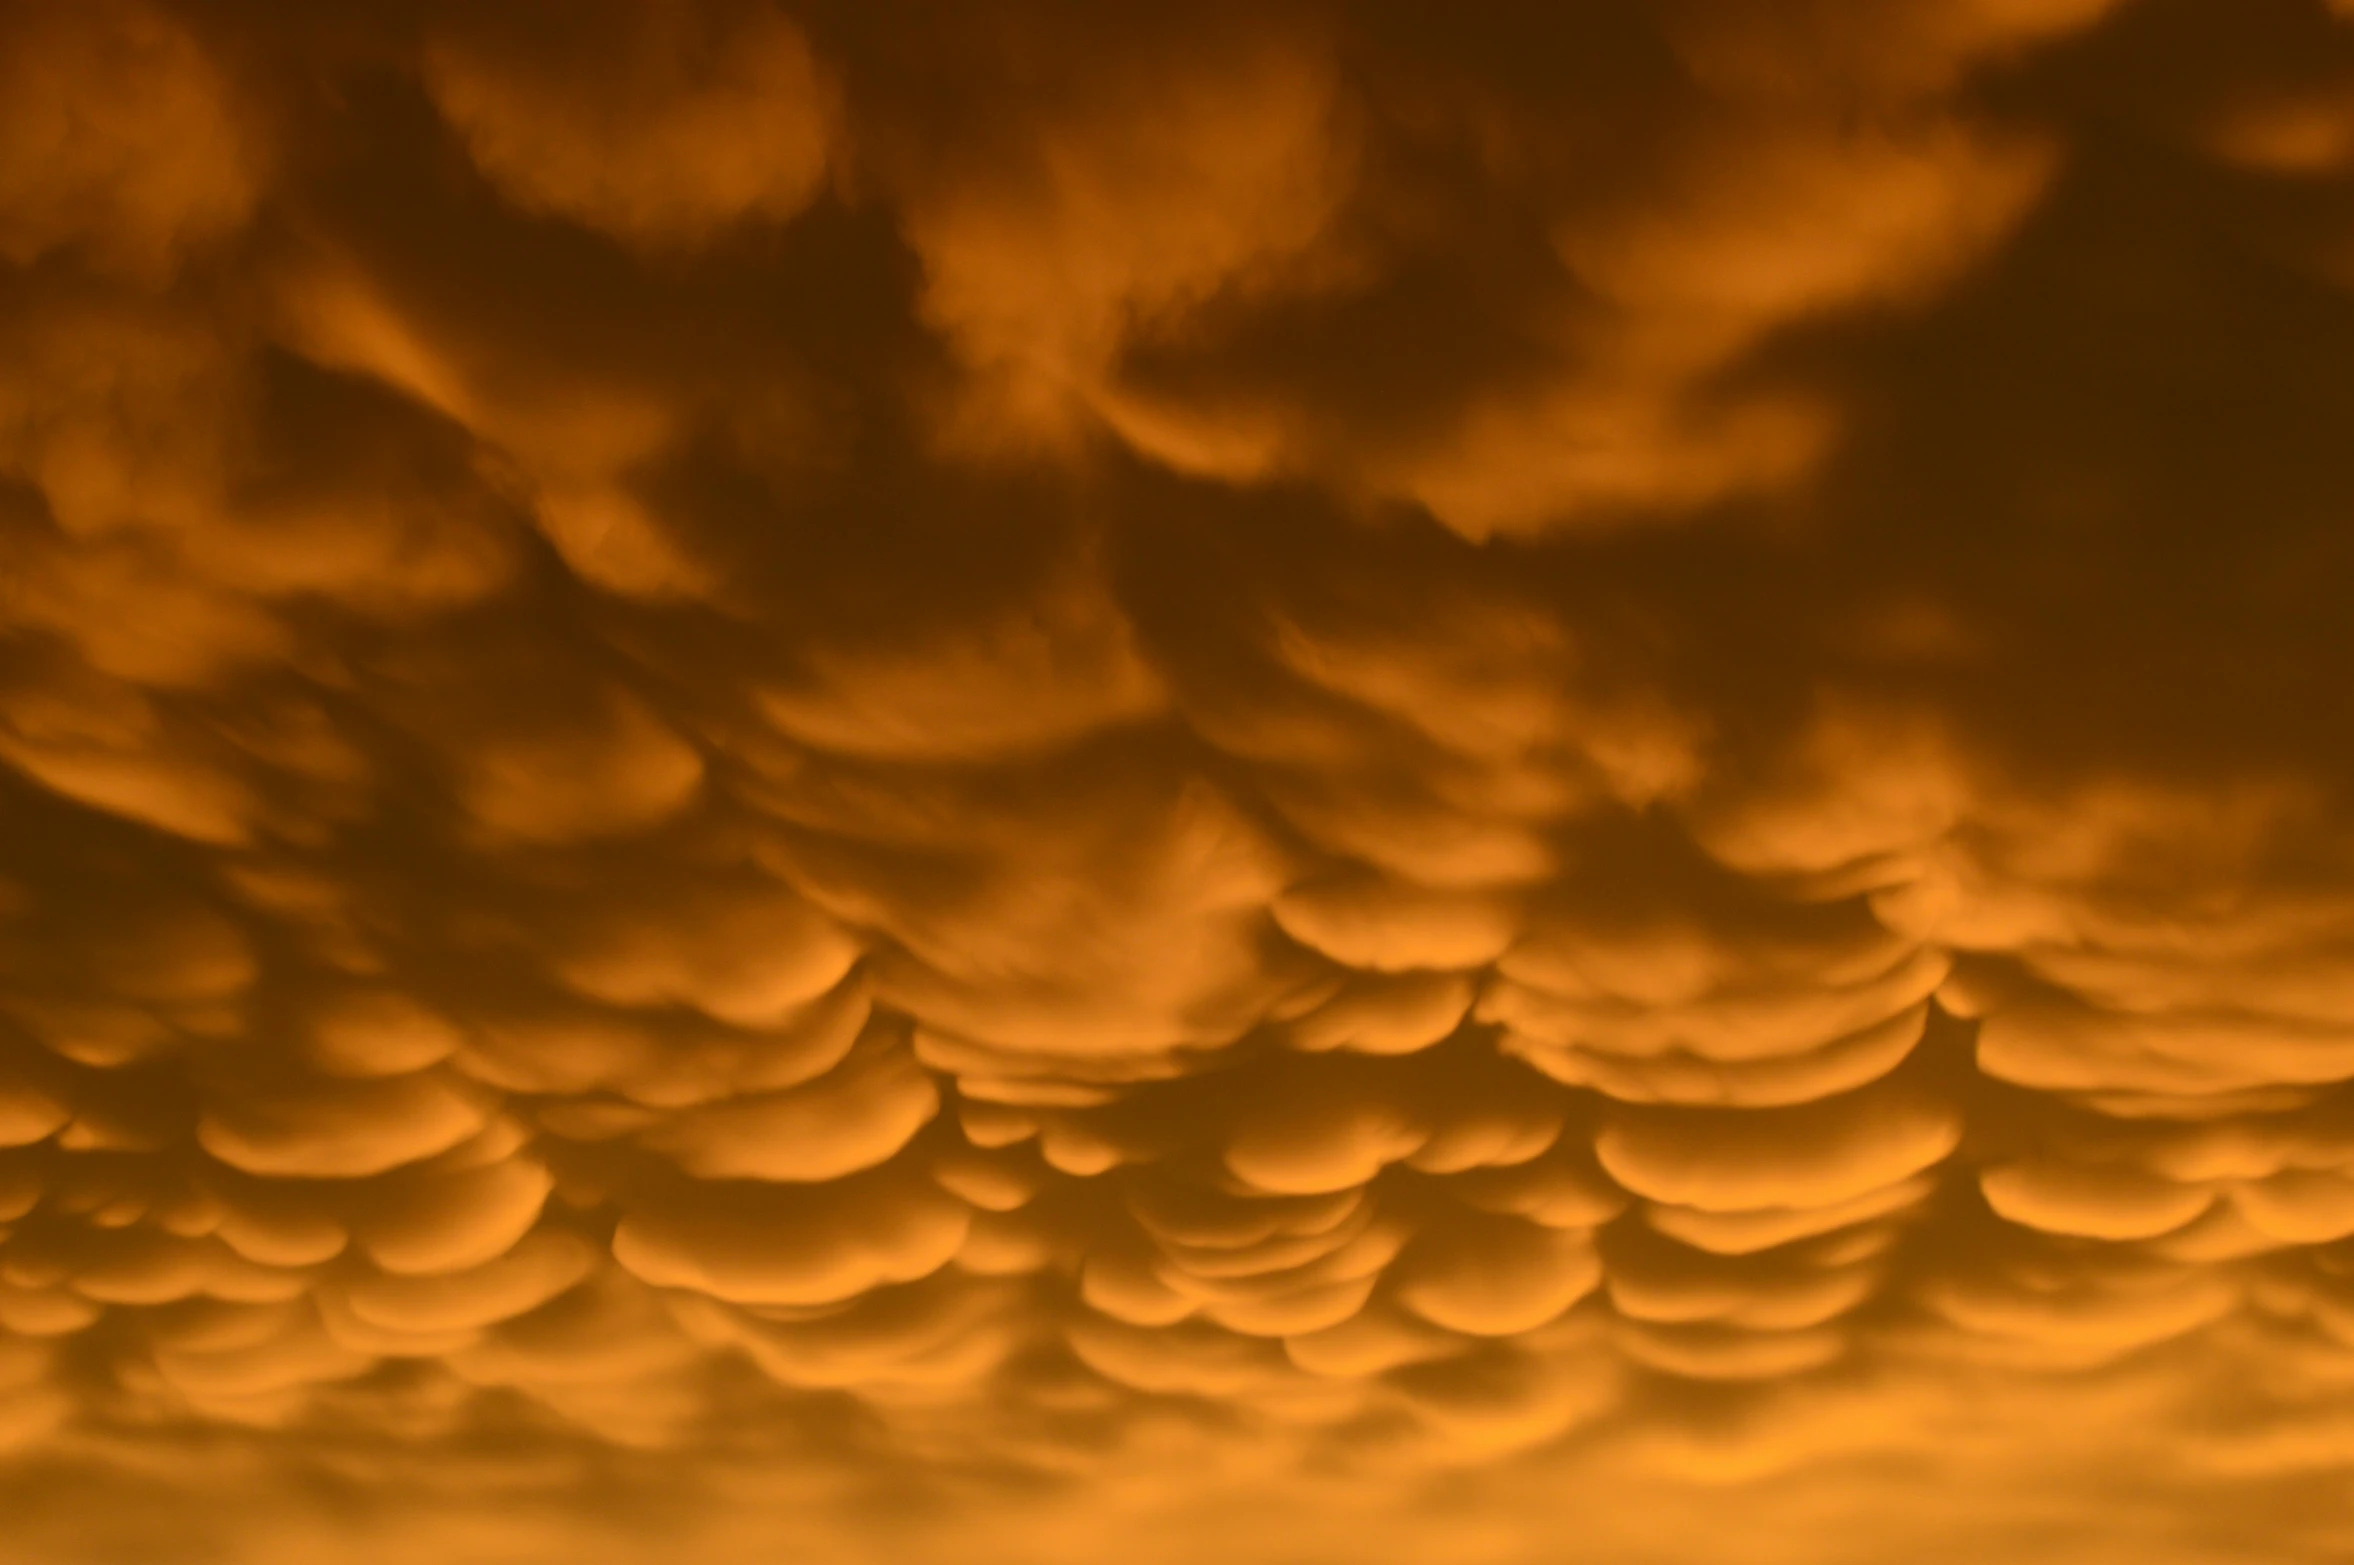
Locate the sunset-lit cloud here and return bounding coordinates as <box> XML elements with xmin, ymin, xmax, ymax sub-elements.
<box><xmin>5</xmin><ymin>2</ymin><xmax>2354</xmax><ymax>1562</ymax></box>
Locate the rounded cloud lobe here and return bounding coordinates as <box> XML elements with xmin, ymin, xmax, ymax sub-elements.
<box><xmin>6</xmin><ymin>2</ymin><xmax>2354</xmax><ymax>1563</ymax></box>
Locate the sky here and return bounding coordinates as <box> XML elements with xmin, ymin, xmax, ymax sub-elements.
<box><xmin>4</xmin><ymin>1</ymin><xmax>2354</xmax><ymax>1560</ymax></box>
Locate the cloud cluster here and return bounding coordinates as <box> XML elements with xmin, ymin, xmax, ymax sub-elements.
<box><xmin>6</xmin><ymin>0</ymin><xmax>2354</xmax><ymax>1560</ymax></box>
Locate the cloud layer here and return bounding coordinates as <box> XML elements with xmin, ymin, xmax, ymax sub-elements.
<box><xmin>6</xmin><ymin>1</ymin><xmax>2354</xmax><ymax>1560</ymax></box>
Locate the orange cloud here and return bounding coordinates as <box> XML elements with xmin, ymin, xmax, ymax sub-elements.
<box><xmin>6</xmin><ymin>0</ymin><xmax>2354</xmax><ymax>1561</ymax></box>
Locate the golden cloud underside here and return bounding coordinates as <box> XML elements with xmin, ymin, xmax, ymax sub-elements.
<box><xmin>5</xmin><ymin>1</ymin><xmax>2354</xmax><ymax>1561</ymax></box>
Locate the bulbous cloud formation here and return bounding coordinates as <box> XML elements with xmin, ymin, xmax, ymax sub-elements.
<box><xmin>5</xmin><ymin>0</ymin><xmax>2354</xmax><ymax>1561</ymax></box>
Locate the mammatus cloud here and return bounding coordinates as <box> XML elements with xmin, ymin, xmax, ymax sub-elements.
<box><xmin>5</xmin><ymin>1</ymin><xmax>2354</xmax><ymax>1561</ymax></box>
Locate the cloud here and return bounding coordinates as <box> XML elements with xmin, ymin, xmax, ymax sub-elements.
<box><xmin>423</xmin><ymin>0</ymin><xmax>833</xmax><ymax>249</ymax></box>
<box><xmin>0</xmin><ymin>0</ymin><xmax>255</xmax><ymax>280</ymax></box>
<box><xmin>5</xmin><ymin>0</ymin><xmax>2354</xmax><ymax>1561</ymax></box>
